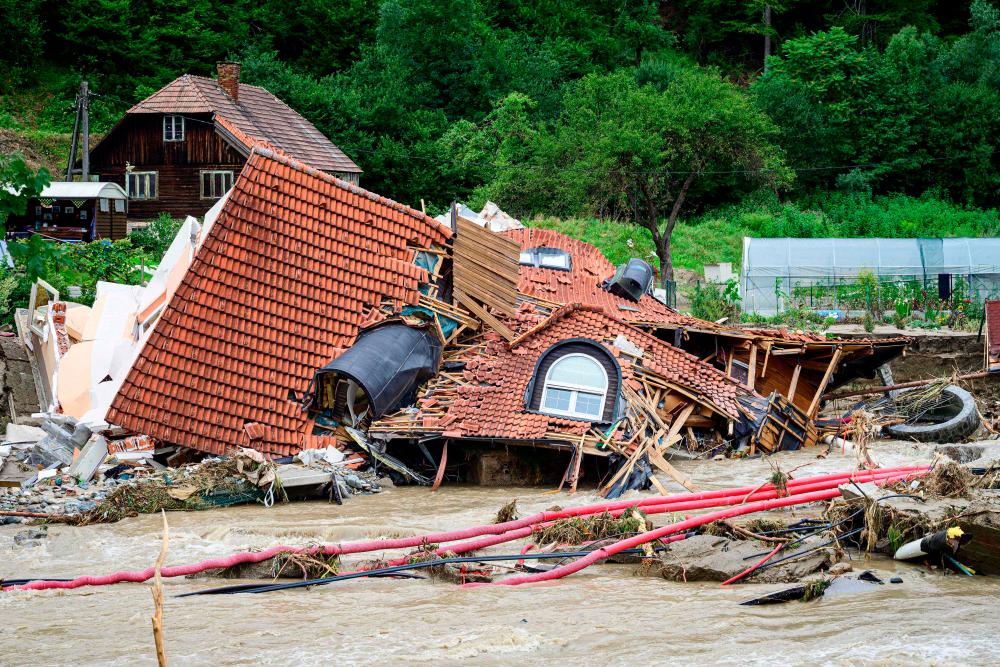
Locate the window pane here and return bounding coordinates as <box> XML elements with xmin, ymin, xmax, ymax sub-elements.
<box><xmin>519</xmin><ymin>251</ymin><xmax>534</xmax><ymax>266</ymax></box>
<box><xmin>148</xmin><ymin>175</ymin><xmax>155</xmax><ymax>198</ymax></box>
<box><xmin>574</xmin><ymin>392</ymin><xmax>603</xmax><ymax>418</ymax></box>
<box><xmin>542</xmin><ymin>387</ymin><xmax>572</xmax><ymax>412</ymax></box>
<box><xmin>538</xmin><ymin>252</ymin><xmax>569</xmax><ymax>269</ymax></box>
<box><xmin>549</xmin><ymin>355</ymin><xmax>606</xmax><ymax>389</ymax></box>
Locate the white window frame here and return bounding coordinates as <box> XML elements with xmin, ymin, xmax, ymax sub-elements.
<box><xmin>200</xmin><ymin>170</ymin><xmax>234</xmax><ymax>199</ymax></box>
<box><xmin>127</xmin><ymin>171</ymin><xmax>158</xmax><ymax>200</ymax></box>
<box><xmin>163</xmin><ymin>115</ymin><xmax>185</xmax><ymax>142</ymax></box>
<box><xmin>539</xmin><ymin>353</ymin><xmax>609</xmax><ymax>420</ymax></box>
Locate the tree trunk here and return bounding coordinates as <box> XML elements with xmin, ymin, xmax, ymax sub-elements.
<box><xmin>658</xmin><ymin>168</ymin><xmax>699</xmax><ymax>287</ymax></box>
<box><xmin>656</xmin><ymin>233</ymin><xmax>673</xmax><ymax>288</ymax></box>
<box><xmin>763</xmin><ymin>5</ymin><xmax>772</xmax><ymax>74</ymax></box>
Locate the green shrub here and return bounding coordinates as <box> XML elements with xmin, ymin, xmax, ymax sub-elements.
<box><xmin>687</xmin><ymin>279</ymin><xmax>741</xmax><ymax>322</ymax></box>
<box><xmin>128</xmin><ymin>213</ymin><xmax>183</xmax><ymax>264</ymax></box>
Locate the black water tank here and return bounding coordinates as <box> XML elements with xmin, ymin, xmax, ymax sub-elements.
<box><xmin>607</xmin><ymin>258</ymin><xmax>654</xmax><ymax>302</ymax></box>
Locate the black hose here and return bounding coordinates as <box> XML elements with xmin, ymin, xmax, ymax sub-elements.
<box><xmin>755</xmin><ymin>526</ymin><xmax>865</xmax><ymax>571</ymax></box>
<box><xmin>178</xmin><ymin>539</ymin><xmax>694</xmax><ymax>598</ymax></box>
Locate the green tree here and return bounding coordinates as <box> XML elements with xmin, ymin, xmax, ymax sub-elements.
<box><xmin>0</xmin><ymin>156</ymin><xmax>50</xmax><ymax>231</ymax></box>
<box><xmin>463</xmin><ymin>70</ymin><xmax>791</xmax><ymax>284</ymax></box>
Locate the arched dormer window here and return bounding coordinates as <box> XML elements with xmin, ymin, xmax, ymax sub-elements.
<box><xmin>526</xmin><ymin>340</ymin><xmax>620</xmax><ymax>423</ymax></box>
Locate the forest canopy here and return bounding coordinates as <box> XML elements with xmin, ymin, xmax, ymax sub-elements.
<box><xmin>3</xmin><ymin>1</ymin><xmax>999</xmax><ymax>278</ymax></box>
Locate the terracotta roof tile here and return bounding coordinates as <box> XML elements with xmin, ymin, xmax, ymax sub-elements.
<box><xmin>504</xmin><ymin>228</ymin><xmax>702</xmax><ymax>327</ymax></box>
<box><xmin>129</xmin><ymin>75</ymin><xmax>360</xmax><ymax>174</ymax></box>
<box><xmin>106</xmin><ymin>149</ymin><xmax>450</xmax><ymax>456</ymax></box>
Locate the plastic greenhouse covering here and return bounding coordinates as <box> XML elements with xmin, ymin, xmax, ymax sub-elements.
<box><xmin>740</xmin><ymin>237</ymin><xmax>1000</xmax><ymax>314</ymax></box>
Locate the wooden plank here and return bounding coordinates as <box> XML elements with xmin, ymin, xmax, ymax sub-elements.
<box><xmin>646</xmin><ymin>447</ymin><xmax>699</xmax><ymax>491</ymax></box>
<box><xmin>787</xmin><ymin>363</ymin><xmax>802</xmax><ymax>401</ymax></box>
<box><xmin>569</xmin><ymin>435</ymin><xmax>585</xmax><ymax>494</ymax></box>
<box><xmin>455</xmin><ymin>290</ymin><xmax>517</xmax><ymax>342</ymax></box>
<box><xmin>747</xmin><ymin>343</ymin><xmax>758</xmax><ymax>390</ymax></box>
<box><xmin>760</xmin><ymin>343</ymin><xmax>772</xmax><ymax>378</ymax></box>
<box><xmin>806</xmin><ymin>346</ymin><xmax>842</xmax><ymax>418</ymax></box>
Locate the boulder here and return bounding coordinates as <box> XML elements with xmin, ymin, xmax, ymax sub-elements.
<box><xmin>653</xmin><ymin>535</ymin><xmax>831</xmax><ymax>584</ymax></box>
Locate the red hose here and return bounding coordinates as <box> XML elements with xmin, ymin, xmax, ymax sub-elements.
<box><xmin>5</xmin><ymin>467</ymin><xmax>927</xmax><ymax>592</ymax></box>
<box><xmin>463</xmin><ymin>488</ymin><xmax>845</xmax><ymax>588</ymax></box>
<box><xmin>380</xmin><ymin>467</ymin><xmax>923</xmax><ymax>567</ymax></box>
<box><xmin>719</xmin><ymin>542</ymin><xmax>786</xmax><ymax>586</ymax></box>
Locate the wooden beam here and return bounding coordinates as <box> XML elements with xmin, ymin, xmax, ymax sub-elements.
<box><xmin>455</xmin><ymin>290</ymin><xmax>516</xmax><ymax>342</ymax></box>
<box><xmin>647</xmin><ymin>447</ymin><xmax>698</xmax><ymax>491</ymax></box>
<box><xmin>807</xmin><ymin>346</ymin><xmax>842</xmax><ymax>418</ymax></box>
<box><xmin>569</xmin><ymin>435</ymin><xmax>584</xmax><ymax>494</ymax></box>
<box><xmin>760</xmin><ymin>343</ymin><xmax>772</xmax><ymax>378</ymax></box>
<box><xmin>747</xmin><ymin>343</ymin><xmax>758</xmax><ymax>391</ymax></box>
<box><xmin>787</xmin><ymin>363</ymin><xmax>801</xmax><ymax>401</ymax></box>
<box><xmin>770</xmin><ymin>347</ymin><xmax>806</xmax><ymax>356</ymax></box>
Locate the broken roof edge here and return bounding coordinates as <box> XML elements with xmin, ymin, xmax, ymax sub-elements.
<box><xmin>246</xmin><ymin>147</ymin><xmax>451</xmax><ymax>239</ymax></box>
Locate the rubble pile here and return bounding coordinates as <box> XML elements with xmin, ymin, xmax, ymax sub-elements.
<box><xmin>0</xmin><ymin>419</ymin><xmax>384</xmax><ymax>525</ymax></box>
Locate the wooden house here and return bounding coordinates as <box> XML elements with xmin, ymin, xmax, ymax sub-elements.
<box><xmin>88</xmin><ymin>62</ymin><xmax>360</xmax><ymax>222</ymax></box>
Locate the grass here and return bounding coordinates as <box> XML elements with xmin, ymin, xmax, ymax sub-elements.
<box><xmin>524</xmin><ymin>191</ymin><xmax>1000</xmax><ymax>277</ymax></box>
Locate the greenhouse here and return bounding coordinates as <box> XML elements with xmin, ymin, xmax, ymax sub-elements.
<box><xmin>740</xmin><ymin>237</ymin><xmax>1000</xmax><ymax>315</ymax></box>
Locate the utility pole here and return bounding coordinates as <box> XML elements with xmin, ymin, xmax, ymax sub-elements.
<box><xmin>65</xmin><ymin>80</ymin><xmax>90</xmax><ymax>181</ymax></box>
<box><xmin>81</xmin><ymin>80</ymin><xmax>90</xmax><ymax>181</ymax></box>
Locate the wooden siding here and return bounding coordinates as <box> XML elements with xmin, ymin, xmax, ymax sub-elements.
<box><xmin>94</xmin><ymin>207</ymin><xmax>127</xmax><ymax>240</ymax></box>
<box><xmin>91</xmin><ymin>113</ymin><xmax>246</xmax><ymax>220</ymax></box>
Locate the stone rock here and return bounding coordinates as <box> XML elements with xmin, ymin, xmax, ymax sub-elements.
<box><xmin>653</xmin><ymin>535</ymin><xmax>831</xmax><ymax>584</ymax></box>
<box><xmin>13</xmin><ymin>527</ymin><xmax>47</xmax><ymax>545</ymax></box>
<box><xmin>936</xmin><ymin>444</ymin><xmax>985</xmax><ymax>464</ymax></box>
<box><xmin>828</xmin><ymin>562</ymin><xmax>854</xmax><ymax>576</ymax></box>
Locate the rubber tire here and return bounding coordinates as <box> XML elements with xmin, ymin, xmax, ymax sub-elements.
<box><xmin>883</xmin><ymin>385</ymin><xmax>980</xmax><ymax>443</ymax></box>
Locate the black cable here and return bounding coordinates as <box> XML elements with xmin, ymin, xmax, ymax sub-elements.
<box><xmin>177</xmin><ymin>539</ymin><xmax>693</xmax><ymax>598</ymax></box>
<box><xmin>755</xmin><ymin>526</ymin><xmax>865</xmax><ymax>572</ymax></box>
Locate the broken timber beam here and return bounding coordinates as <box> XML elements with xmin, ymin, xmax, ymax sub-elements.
<box><xmin>807</xmin><ymin>346</ymin><xmax>842</xmax><ymax>418</ymax></box>
<box><xmin>822</xmin><ymin>371</ymin><xmax>992</xmax><ymax>401</ymax></box>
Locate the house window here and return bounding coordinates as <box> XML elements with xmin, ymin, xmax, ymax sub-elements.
<box><xmin>200</xmin><ymin>170</ymin><xmax>234</xmax><ymax>199</ymax></box>
<box><xmin>540</xmin><ymin>353</ymin><xmax>609</xmax><ymax>420</ymax></box>
<box><xmin>127</xmin><ymin>172</ymin><xmax>158</xmax><ymax>200</ymax></box>
<box><xmin>163</xmin><ymin>115</ymin><xmax>185</xmax><ymax>141</ymax></box>
<box><xmin>519</xmin><ymin>247</ymin><xmax>572</xmax><ymax>271</ymax></box>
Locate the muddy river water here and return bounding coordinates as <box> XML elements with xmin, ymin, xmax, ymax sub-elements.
<box><xmin>2</xmin><ymin>441</ymin><xmax>998</xmax><ymax>666</ymax></box>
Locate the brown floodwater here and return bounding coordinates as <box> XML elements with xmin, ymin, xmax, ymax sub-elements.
<box><xmin>2</xmin><ymin>441</ymin><xmax>998</xmax><ymax>666</ymax></box>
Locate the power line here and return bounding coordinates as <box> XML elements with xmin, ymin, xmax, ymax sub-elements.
<box><xmin>88</xmin><ymin>89</ymin><xmax>994</xmax><ymax>179</ymax></box>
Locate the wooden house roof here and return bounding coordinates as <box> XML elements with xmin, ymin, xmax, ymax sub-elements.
<box><xmin>127</xmin><ymin>74</ymin><xmax>360</xmax><ymax>174</ymax></box>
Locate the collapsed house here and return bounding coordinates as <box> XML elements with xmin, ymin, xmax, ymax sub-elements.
<box><xmin>20</xmin><ymin>149</ymin><xmax>910</xmax><ymax>493</ymax></box>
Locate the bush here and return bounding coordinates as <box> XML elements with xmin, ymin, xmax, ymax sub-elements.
<box><xmin>129</xmin><ymin>213</ymin><xmax>183</xmax><ymax>264</ymax></box>
<box><xmin>687</xmin><ymin>279</ymin><xmax>741</xmax><ymax>323</ymax></box>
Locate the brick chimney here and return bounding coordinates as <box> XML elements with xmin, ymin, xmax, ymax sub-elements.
<box><xmin>217</xmin><ymin>61</ymin><xmax>241</xmax><ymax>102</ymax></box>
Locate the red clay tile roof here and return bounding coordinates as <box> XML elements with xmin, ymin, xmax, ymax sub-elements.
<box><xmin>505</xmin><ymin>228</ymin><xmax>703</xmax><ymax>327</ymax></box>
<box><xmin>106</xmin><ymin>149</ymin><xmax>450</xmax><ymax>456</ymax></box>
<box><xmin>422</xmin><ymin>303</ymin><xmax>747</xmax><ymax>441</ymax></box>
<box><xmin>129</xmin><ymin>74</ymin><xmax>360</xmax><ymax>174</ymax></box>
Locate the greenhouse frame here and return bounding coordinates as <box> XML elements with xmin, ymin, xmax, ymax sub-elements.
<box><xmin>740</xmin><ymin>237</ymin><xmax>1000</xmax><ymax>315</ymax></box>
